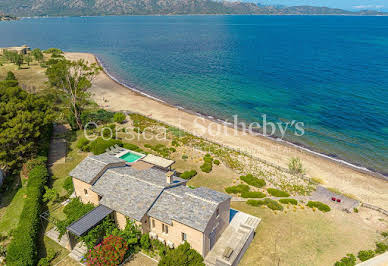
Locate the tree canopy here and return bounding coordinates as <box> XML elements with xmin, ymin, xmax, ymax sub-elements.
<box><xmin>0</xmin><ymin>77</ymin><xmax>52</xmax><ymax>171</ymax></box>
<box><xmin>46</xmin><ymin>59</ymin><xmax>100</xmax><ymax>129</ymax></box>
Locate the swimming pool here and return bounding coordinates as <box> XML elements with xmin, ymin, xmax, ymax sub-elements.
<box><xmin>119</xmin><ymin>151</ymin><xmax>143</xmax><ymax>163</ymax></box>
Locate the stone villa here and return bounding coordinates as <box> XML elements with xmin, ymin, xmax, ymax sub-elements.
<box><xmin>68</xmin><ymin>149</ymin><xmax>260</xmax><ymax>265</ymax></box>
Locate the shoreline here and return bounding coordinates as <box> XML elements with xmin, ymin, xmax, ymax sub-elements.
<box><xmin>64</xmin><ymin>52</ymin><xmax>388</xmax><ymax>208</ymax></box>
<box><xmin>95</xmin><ymin>56</ymin><xmax>387</xmax><ymax>181</ymax></box>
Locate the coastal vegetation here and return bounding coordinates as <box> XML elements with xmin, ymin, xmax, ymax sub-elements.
<box><xmin>240</xmin><ymin>174</ymin><xmax>266</xmax><ymax>188</ymax></box>
<box><xmin>307</xmin><ymin>201</ymin><xmax>331</xmax><ymax>212</ymax></box>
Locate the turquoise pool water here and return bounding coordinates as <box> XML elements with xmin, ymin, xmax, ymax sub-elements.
<box><xmin>120</xmin><ymin>152</ymin><xmax>142</xmax><ymax>163</ymax></box>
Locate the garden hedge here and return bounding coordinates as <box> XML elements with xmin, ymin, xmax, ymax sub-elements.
<box><xmin>6</xmin><ymin>162</ymin><xmax>49</xmax><ymax>265</ymax></box>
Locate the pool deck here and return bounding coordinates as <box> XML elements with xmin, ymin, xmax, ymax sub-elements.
<box><xmin>205</xmin><ymin>211</ymin><xmax>261</xmax><ymax>266</ymax></box>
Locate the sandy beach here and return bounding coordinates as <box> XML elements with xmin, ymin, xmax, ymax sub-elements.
<box><xmin>65</xmin><ymin>52</ymin><xmax>388</xmax><ymax>208</ymax></box>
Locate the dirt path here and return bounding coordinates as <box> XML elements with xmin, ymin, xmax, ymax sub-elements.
<box><xmin>48</xmin><ymin>124</ymin><xmax>68</xmax><ymax>166</ymax></box>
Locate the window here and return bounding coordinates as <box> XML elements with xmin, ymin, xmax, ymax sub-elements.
<box><xmin>162</xmin><ymin>224</ymin><xmax>168</xmax><ymax>234</ymax></box>
<box><xmin>181</xmin><ymin>232</ymin><xmax>187</xmax><ymax>242</ymax></box>
<box><xmin>152</xmin><ymin>219</ymin><xmax>155</xmax><ymax>228</ymax></box>
<box><xmin>216</xmin><ymin>208</ymin><xmax>219</xmax><ymax>218</ymax></box>
<box><xmin>84</xmin><ymin>189</ymin><xmax>88</xmax><ymax>195</ymax></box>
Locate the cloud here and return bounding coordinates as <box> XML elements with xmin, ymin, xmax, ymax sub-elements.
<box><xmin>352</xmin><ymin>5</ymin><xmax>384</xmax><ymax>9</ymax></box>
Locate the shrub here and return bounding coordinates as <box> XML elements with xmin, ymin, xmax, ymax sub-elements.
<box><xmin>307</xmin><ymin>201</ymin><xmax>331</xmax><ymax>212</ymax></box>
<box><xmin>200</xmin><ymin>154</ymin><xmax>213</xmax><ymax>173</ymax></box>
<box><xmin>81</xmin><ymin>109</ymin><xmax>115</xmax><ymax>125</ymax></box>
<box><xmin>159</xmin><ymin>242</ymin><xmax>204</xmax><ymax>266</ymax></box>
<box><xmin>180</xmin><ymin>170</ymin><xmax>197</xmax><ymax>180</ymax></box>
<box><xmin>375</xmin><ymin>242</ymin><xmax>388</xmax><ymax>254</ymax></box>
<box><xmin>264</xmin><ymin>198</ymin><xmax>283</xmax><ymax>211</ymax></box>
<box><xmin>123</xmin><ymin>143</ymin><xmax>144</xmax><ymax>153</ymax></box>
<box><xmin>288</xmin><ymin>157</ymin><xmax>305</xmax><ymax>175</ymax></box>
<box><xmin>240</xmin><ymin>174</ymin><xmax>266</xmax><ymax>188</ymax></box>
<box><xmin>267</xmin><ymin>188</ymin><xmax>290</xmax><ymax>197</ymax></box>
<box><xmin>76</xmin><ymin>137</ymin><xmax>90</xmax><ymax>151</ymax></box>
<box><xmin>247</xmin><ymin>200</ymin><xmax>265</xmax><ymax>207</ymax></box>
<box><xmin>334</xmin><ymin>253</ymin><xmax>356</xmax><ymax>266</ymax></box>
<box><xmin>6</xmin><ymin>162</ymin><xmax>48</xmax><ymax>265</ymax></box>
<box><xmin>5</xmin><ymin>71</ymin><xmax>16</xmax><ymax>81</ymax></box>
<box><xmin>353</xmin><ymin>208</ymin><xmax>359</xmax><ymax>213</ymax></box>
<box><xmin>172</xmin><ymin>140</ymin><xmax>180</xmax><ymax>147</ymax></box>
<box><xmin>225</xmin><ymin>184</ymin><xmax>250</xmax><ymax>194</ymax></box>
<box><xmin>89</xmin><ymin>138</ymin><xmax>122</xmax><ymax>155</ymax></box>
<box><xmin>381</xmin><ymin>232</ymin><xmax>388</xmax><ymax>238</ymax></box>
<box><xmin>140</xmin><ymin>234</ymin><xmax>151</xmax><ymax>250</ymax></box>
<box><xmin>113</xmin><ymin>112</ymin><xmax>126</xmax><ymax>124</ymax></box>
<box><xmin>63</xmin><ymin>176</ymin><xmax>74</xmax><ymax>196</ymax></box>
<box><xmin>200</xmin><ymin>163</ymin><xmax>212</xmax><ymax>173</ymax></box>
<box><xmin>213</xmin><ymin>159</ymin><xmax>220</xmax><ymax>165</ymax></box>
<box><xmin>182</xmin><ymin>155</ymin><xmax>188</xmax><ymax>160</ymax></box>
<box><xmin>357</xmin><ymin>250</ymin><xmax>375</xmax><ymax>262</ymax></box>
<box><xmin>85</xmin><ymin>235</ymin><xmax>128</xmax><ymax>265</ymax></box>
<box><xmin>43</xmin><ymin>186</ymin><xmax>59</xmax><ymax>202</ymax></box>
<box><xmin>44</xmin><ymin>48</ymin><xmax>63</xmax><ymax>54</ymax></box>
<box><xmin>241</xmin><ymin>191</ymin><xmax>266</xmax><ymax>198</ymax></box>
<box><xmin>279</xmin><ymin>199</ymin><xmax>298</xmax><ymax>205</ymax></box>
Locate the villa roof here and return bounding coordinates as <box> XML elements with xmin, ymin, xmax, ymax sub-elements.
<box><xmin>92</xmin><ymin>169</ymin><xmax>164</xmax><ymax>221</ymax></box>
<box><xmin>69</xmin><ymin>154</ymin><xmax>125</xmax><ymax>184</ymax></box>
<box><xmin>148</xmin><ymin>186</ymin><xmax>231</xmax><ymax>232</ymax></box>
<box><xmin>70</xmin><ymin>152</ymin><xmax>230</xmax><ymax>232</ymax></box>
<box><xmin>141</xmin><ymin>154</ymin><xmax>174</xmax><ymax>169</ymax></box>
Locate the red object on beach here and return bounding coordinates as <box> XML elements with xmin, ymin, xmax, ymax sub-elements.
<box><xmin>337</xmin><ymin>199</ymin><xmax>341</xmax><ymax>203</ymax></box>
<box><xmin>331</xmin><ymin>197</ymin><xmax>336</xmax><ymax>201</ymax></box>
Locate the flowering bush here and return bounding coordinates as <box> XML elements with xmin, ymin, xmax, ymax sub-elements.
<box><xmin>86</xmin><ymin>235</ymin><xmax>128</xmax><ymax>266</ymax></box>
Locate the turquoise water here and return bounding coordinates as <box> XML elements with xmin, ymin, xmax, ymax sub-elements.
<box><xmin>0</xmin><ymin>15</ymin><xmax>387</xmax><ymax>175</ymax></box>
<box><xmin>120</xmin><ymin>152</ymin><xmax>142</xmax><ymax>163</ymax></box>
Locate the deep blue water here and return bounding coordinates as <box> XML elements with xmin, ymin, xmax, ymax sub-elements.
<box><xmin>0</xmin><ymin>15</ymin><xmax>387</xmax><ymax>175</ymax></box>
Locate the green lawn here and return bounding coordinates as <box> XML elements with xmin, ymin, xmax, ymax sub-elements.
<box><xmin>0</xmin><ymin>179</ymin><xmax>27</xmax><ymax>236</ymax></box>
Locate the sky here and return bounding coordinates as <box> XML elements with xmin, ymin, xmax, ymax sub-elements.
<box><xmin>251</xmin><ymin>0</ymin><xmax>387</xmax><ymax>11</ymax></box>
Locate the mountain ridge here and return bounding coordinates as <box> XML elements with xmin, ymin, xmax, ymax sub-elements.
<box><xmin>0</xmin><ymin>0</ymin><xmax>386</xmax><ymax>17</ymax></box>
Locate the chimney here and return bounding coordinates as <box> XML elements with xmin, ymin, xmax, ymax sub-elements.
<box><xmin>166</xmin><ymin>171</ymin><xmax>174</xmax><ymax>184</ymax></box>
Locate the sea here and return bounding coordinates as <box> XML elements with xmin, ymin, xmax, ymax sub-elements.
<box><xmin>0</xmin><ymin>15</ymin><xmax>387</xmax><ymax>176</ymax></box>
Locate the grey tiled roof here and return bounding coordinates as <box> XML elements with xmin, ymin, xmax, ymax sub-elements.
<box><xmin>148</xmin><ymin>186</ymin><xmax>228</xmax><ymax>232</ymax></box>
<box><xmin>69</xmin><ymin>154</ymin><xmax>125</xmax><ymax>184</ymax></box>
<box><xmin>91</xmin><ymin>168</ymin><xmax>164</xmax><ymax>221</ymax></box>
<box><xmin>71</xmin><ymin>152</ymin><xmax>230</xmax><ymax>232</ymax></box>
<box><xmin>187</xmin><ymin>187</ymin><xmax>231</xmax><ymax>203</ymax></box>
<box><xmin>67</xmin><ymin>205</ymin><xmax>113</xmax><ymax>236</ymax></box>
<box><xmin>109</xmin><ymin>166</ymin><xmax>185</xmax><ymax>187</ymax></box>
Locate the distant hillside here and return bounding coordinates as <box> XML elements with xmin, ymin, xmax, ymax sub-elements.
<box><xmin>0</xmin><ymin>0</ymin><xmax>386</xmax><ymax>17</ymax></box>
